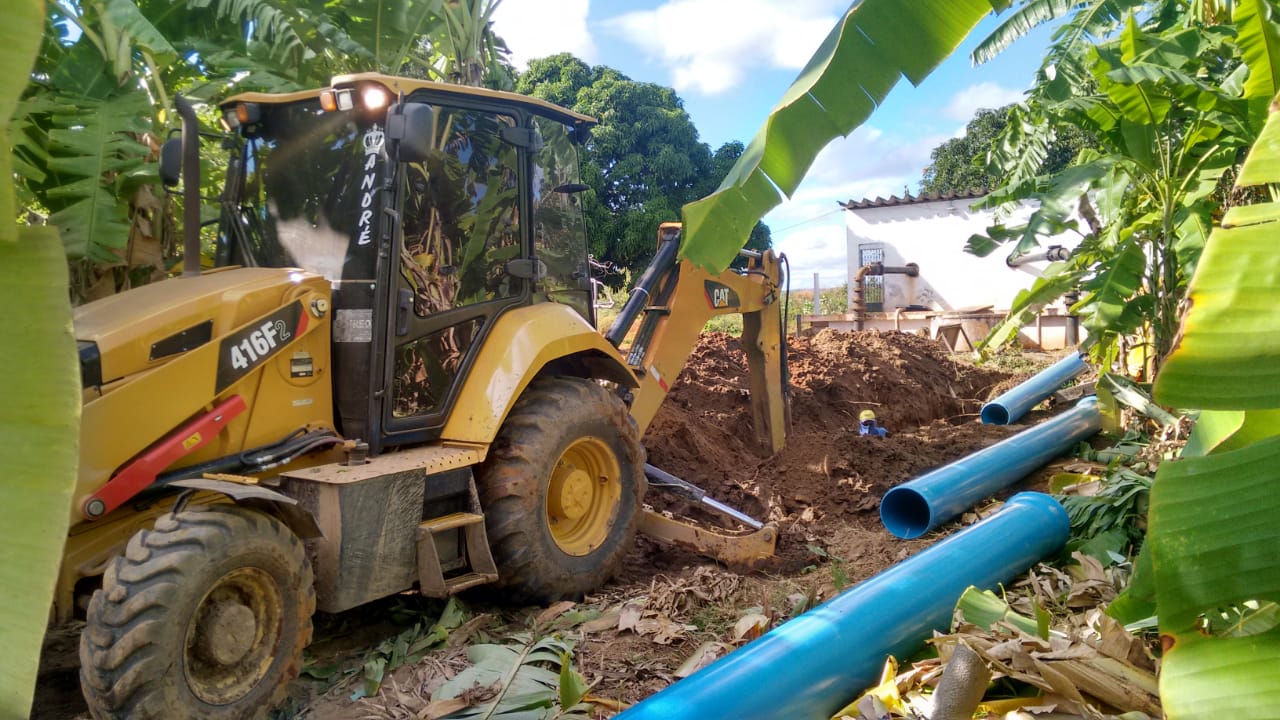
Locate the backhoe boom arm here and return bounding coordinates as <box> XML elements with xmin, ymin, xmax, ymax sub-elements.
<box><xmin>612</xmin><ymin>223</ymin><xmax>789</xmax><ymax>456</ymax></box>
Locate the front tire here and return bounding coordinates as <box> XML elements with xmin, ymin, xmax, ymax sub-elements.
<box><xmin>80</xmin><ymin>505</ymin><xmax>315</xmax><ymax>720</ymax></box>
<box><xmin>478</xmin><ymin>377</ymin><xmax>645</xmax><ymax>603</ymax></box>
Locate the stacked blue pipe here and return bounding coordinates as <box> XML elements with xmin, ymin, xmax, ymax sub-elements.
<box><xmin>881</xmin><ymin>396</ymin><xmax>1100</xmax><ymax>539</ymax></box>
<box><xmin>981</xmin><ymin>351</ymin><xmax>1089</xmax><ymax>425</ymax></box>
<box><xmin>613</xmin><ymin>493</ymin><xmax>1070</xmax><ymax>720</ymax></box>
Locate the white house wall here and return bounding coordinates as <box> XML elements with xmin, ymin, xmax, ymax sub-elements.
<box><xmin>845</xmin><ymin>198</ymin><xmax>1075</xmax><ymax>312</ymax></box>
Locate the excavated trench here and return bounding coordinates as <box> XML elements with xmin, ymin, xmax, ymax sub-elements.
<box><xmin>629</xmin><ymin>329</ymin><xmax>1023</xmax><ymax>577</ymax></box>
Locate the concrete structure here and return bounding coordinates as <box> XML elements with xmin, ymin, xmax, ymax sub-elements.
<box><xmin>803</xmin><ymin>191</ymin><xmax>1081</xmax><ymax>351</ymax></box>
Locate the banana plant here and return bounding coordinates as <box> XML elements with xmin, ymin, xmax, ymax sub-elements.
<box><xmin>0</xmin><ymin>2</ymin><xmax>81</xmax><ymax>718</ymax></box>
<box><xmin>1115</xmin><ymin>83</ymin><xmax>1280</xmax><ymax>718</ymax></box>
<box><xmin>435</xmin><ymin>0</ymin><xmax>512</xmax><ymax>88</ymax></box>
<box><xmin>16</xmin><ymin>0</ymin><xmax>183</xmax><ymax>299</ymax></box>
<box><xmin>678</xmin><ymin>0</ymin><xmax>1011</xmax><ymax>272</ymax></box>
<box><xmin>966</xmin><ymin>1</ymin><xmax>1280</xmax><ymax>370</ymax></box>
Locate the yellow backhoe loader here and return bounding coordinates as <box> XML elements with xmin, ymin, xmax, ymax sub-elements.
<box><xmin>61</xmin><ymin>73</ymin><xmax>789</xmax><ymax>719</ymax></box>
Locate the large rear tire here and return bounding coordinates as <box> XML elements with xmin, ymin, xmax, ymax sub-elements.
<box><xmin>478</xmin><ymin>377</ymin><xmax>645</xmax><ymax>603</ymax></box>
<box><xmin>80</xmin><ymin>505</ymin><xmax>315</xmax><ymax>720</ymax></box>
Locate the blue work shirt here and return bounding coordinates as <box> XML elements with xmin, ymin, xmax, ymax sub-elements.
<box><xmin>859</xmin><ymin>420</ymin><xmax>888</xmax><ymax>437</ymax></box>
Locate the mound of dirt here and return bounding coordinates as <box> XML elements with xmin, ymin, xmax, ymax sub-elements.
<box><xmin>638</xmin><ymin>329</ymin><xmax>1022</xmax><ymax>574</ymax></box>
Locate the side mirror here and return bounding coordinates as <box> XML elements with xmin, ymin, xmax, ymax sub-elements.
<box><xmin>159</xmin><ymin>136</ymin><xmax>183</xmax><ymax>187</ymax></box>
<box><xmin>386</xmin><ymin>102</ymin><xmax>435</xmax><ymax>163</ymax></box>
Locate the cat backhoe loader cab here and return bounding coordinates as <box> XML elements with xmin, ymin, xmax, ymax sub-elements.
<box><xmin>62</xmin><ymin>74</ymin><xmax>788</xmax><ymax>719</ymax></box>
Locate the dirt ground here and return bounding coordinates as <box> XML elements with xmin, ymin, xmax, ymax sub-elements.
<box><xmin>36</xmin><ymin>329</ymin><xmax>1057</xmax><ymax>720</ymax></box>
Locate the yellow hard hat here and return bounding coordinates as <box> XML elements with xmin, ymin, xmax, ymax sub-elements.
<box><xmin>859</xmin><ymin>409</ymin><xmax>876</xmax><ymax>422</ymax></box>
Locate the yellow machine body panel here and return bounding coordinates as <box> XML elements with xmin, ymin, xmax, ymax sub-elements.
<box><xmin>440</xmin><ymin>303</ymin><xmax>637</xmax><ymax>444</ymax></box>
<box><xmin>74</xmin><ymin>268</ymin><xmax>335</xmax><ymax>524</ymax></box>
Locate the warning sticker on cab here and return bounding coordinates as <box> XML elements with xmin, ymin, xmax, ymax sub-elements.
<box><xmin>215</xmin><ymin>302</ymin><xmax>307</xmax><ymax>393</ymax></box>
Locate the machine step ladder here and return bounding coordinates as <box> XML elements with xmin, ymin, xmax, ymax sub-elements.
<box><xmin>415</xmin><ymin>479</ymin><xmax>499</xmax><ymax>596</ymax></box>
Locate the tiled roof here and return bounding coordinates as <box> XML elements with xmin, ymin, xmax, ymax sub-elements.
<box><xmin>839</xmin><ymin>188</ymin><xmax>987</xmax><ymax>210</ymax></box>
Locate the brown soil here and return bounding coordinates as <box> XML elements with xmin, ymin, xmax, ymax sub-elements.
<box><xmin>582</xmin><ymin>329</ymin><xmax>1029</xmax><ymax>709</ymax></box>
<box><xmin>35</xmin><ymin>329</ymin><xmax>1045</xmax><ymax>719</ymax></box>
<box><xmin>581</xmin><ymin>330</ymin><xmax>1029</xmax><ymax>707</ymax></box>
<box><xmin>639</xmin><ymin>330</ymin><xmax>1018</xmax><ymax>566</ymax></box>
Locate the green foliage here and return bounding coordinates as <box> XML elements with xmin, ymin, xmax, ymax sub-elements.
<box><xmin>969</xmin><ymin>3</ymin><xmax>1280</xmax><ymax>368</ymax></box>
<box><xmin>1060</xmin><ymin>466</ymin><xmax>1151</xmax><ymax>563</ymax></box>
<box><xmin>1155</xmin><ymin>199</ymin><xmax>1280</xmax><ymax>409</ymax></box>
<box><xmin>1145</xmin><ymin>438</ymin><xmax>1280</xmax><ymax>716</ymax></box>
<box><xmin>980</xmin><ymin>343</ymin><xmax>1050</xmax><ymax>374</ymax></box>
<box><xmin>517</xmin><ymin>54</ymin><xmax>766</xmax><ymax>278</ymax></box>
<box><xmin>432</xmin><ymin>634</ymin><xmax>594</xmax><ymax>719</ymax></box>
<box><xmin>954</xmin><ymin>586</ymin><xmax>1046</xmax><ymax>637</ymax></box>
<box><xmin>679</xmin><ymin>0</ymin><xmax>1009</xmax><ymax>273</ymax></box>
<box><xmin>354</xmin><ymin>598</ymin><xmax>468</xmax><ymax>698</ymax></box>
<box><xmin>19</xmin><ymin>92</ymin><xmax>153</xmax><ymax>262</ymax></box>
<box><xmin>0</xmin><ymin>8</ymin><xmax>80</xmax><ymax>718</ymax></box>
<box><xmin>922</xmin><ymin>106</ymin><xmax>1014</xmax><ymax>194</ymax></box>
<box><xmin>805</xmin><ymin>544</ymin><xmax>850</xmax><ymax>591</ymax></box>
<box><xmin>971</xmin><ymin>0</ymin><xmax>1140</xmax><ymax>66</ymax></box>
<box><xmin>0</xmin><ymin>228</ymin><xmax>78</xmax><ymax>720</ymax></box>
<box><xmin>17</xmin><ymin>0</ymin><xmax>514</xmax><ymax>302</ymax></box>
<box><xmin>1114</xmin><ymin>57</ymin><xmax>1280</xmax><ymax>718</ymax></box>
<box><xmin>921</xmin><ymin>105</ymin><xmax>1095</xmax><ymax>195</ymax></box>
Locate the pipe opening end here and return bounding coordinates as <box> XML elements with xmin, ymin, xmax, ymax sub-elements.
<box><xmin>980</xmin><ymin>404</ymin><xmax>1010</xmax><ymax>425</ymax></box>
<box><xmin>880</xmin><ymin>488</ymin><xmax>932</xmax><ymax>540</ymax></box>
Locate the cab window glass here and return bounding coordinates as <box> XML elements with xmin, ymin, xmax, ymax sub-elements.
<box><xmin>530</xmin><ymin>116</ymin><xmax>589</xmax><ymax>318</ymax></box>
<box><xmin>399</xmin><ymin>108</ymin><xmax>520</xmax><ymax>316</ymax></box>
<box><xmin>232</xmin><ymin>101</ymin><xmax>383</xmax><ymax>281</ymax></box>
<box><xmin>392</xmin><ymin>318</ymin><xmax>483</xmax><ymax>417</ymax></box>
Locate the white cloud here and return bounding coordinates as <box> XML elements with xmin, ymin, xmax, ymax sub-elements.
<box><xmin>942</xmin><ymin>82</ymin><xmax>1024</xmax><ymax>122</ymax></box>
<box><xmin>604</xmin><ymin>0</ymin><xmax>842</xmax><ymax>95</ymax></box>
<box><xmin>490</xmin><ymin>0</ymin><xmax>597</xmax><ymax>70</ymax></box>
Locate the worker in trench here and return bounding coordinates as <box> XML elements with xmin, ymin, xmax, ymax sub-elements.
<box><xmin>858</xmin><ymin>409</ymin><xmax>888</xmax><ymax>438</ymax></box>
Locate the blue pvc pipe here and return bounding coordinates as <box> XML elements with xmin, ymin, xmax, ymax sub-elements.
<box><xmin>981</xmin><ymin>351</ymin><xmax>1089</xmax><ymax>425</ymax></box>
<box><xmin>614</xmin><ymin>493</ymin><xmax>1069</xmax><ymax>720</ymax></box>
<box><xmin>881</xmin><ymin>396</ymin><xmax>1099</xmax><ymax>539</ymax></box>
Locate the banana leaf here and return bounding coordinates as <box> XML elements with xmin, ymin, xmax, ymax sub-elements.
<box><xmin>678</xmin><ymin>0</ymin><xmax>1008</xmax><ymax>272</ymax></box>
<box><xmin>1155</xmin><ymin>221</ymin><xmax>1280</xmax><ymax>407</ymax></box>
<box><xmin>0</xmin><ymin>227</ymin><xmax>80</xmax><ymax>719</ymax></box>
<box><xmin>1148</xmin><ymin>436</ymin><xmax>1280</xmax><ymax>717</ymax></box>
<box><xmin>1144</xmin><ymin>87</ymin><xmax>1280</xmax><ymax>718</ymax></box>
<box><xmin>0</xmin><ymin>6</ymin><xmax>80</xmax><ymax>717</ymax></box>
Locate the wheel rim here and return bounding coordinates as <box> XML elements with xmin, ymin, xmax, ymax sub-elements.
<box><xmin>545</xmin><ymin>436</ymin><xmax>622</xmax><ymax>556</ymax></box>
<box><xmin>183</xmin><ymin>566</ymin><xmax>285</xmax><ymax>705</ymax></box>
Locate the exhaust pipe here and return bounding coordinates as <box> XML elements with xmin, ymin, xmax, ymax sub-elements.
<box><xmin>880</xmin><ymin>396</ymin><xmax>1100</xmax><ymax>539</ymax></box>
<box><xmin>174</xmin><ymin>94</ymin><xmax>202</xmax><ymax>278</ymax></box>
<box><xmin>981</xmin><ymin>351</ymin><xmax>1089</xmax><ymax>425</ymax></box>
<box><xmin>614</xmin><ymin>493</ymin><xmax>1069</xmax><ymax>720</ymax></box>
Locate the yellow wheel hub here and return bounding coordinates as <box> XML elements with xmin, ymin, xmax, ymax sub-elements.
<box><xmin>183</xmin><ymin>567</ymin><xmax>283</xmax><ymax>705</ymax></box>
<box><xmin>546</xmin><ymin>437</ymin><xmax>622</xmax><ymax>556</ymax></box>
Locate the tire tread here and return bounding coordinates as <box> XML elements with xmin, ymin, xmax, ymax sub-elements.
<box><xmin>80</xmin><ymin>505</ymin><xmax>315</xmax><ymax>720</ymax></box>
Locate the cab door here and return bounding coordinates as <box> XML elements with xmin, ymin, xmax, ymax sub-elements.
<box><xmin>380</xmin><ymin>103</ymin><xmax>527</xmax><ymax>446</ymax></box>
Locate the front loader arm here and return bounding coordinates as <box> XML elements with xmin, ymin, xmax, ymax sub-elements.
<box><xmin>611</xmin><ymin>223</ymin><xmax>790</xmax><ymax>455</ymax></box>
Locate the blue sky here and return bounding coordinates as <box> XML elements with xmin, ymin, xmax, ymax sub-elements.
<box><xmin>491</xmin><ymin>1</ymin><xmax>1057</xmax><ymax>285</ymax></box>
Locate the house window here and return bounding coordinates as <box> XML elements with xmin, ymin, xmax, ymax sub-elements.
<box><xmin>859</xmin><ymin>245</ymin><xmax>884</xmax><ymax>312</ymax></box>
